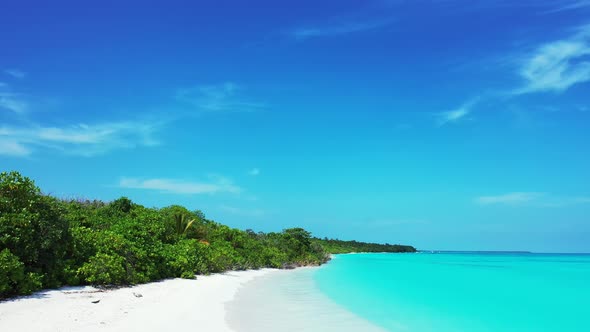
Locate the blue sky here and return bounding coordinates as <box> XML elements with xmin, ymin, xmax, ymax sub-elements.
<box><xmin>1</xmin><ymin>0</ymin><xmax>590</xmax><ymax>252</ymax></box>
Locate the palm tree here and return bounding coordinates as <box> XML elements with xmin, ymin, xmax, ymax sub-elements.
<box><xmin>173</xmin><ymin>213</ymin><xmax>196</xmax><ymax>236</ymax></box>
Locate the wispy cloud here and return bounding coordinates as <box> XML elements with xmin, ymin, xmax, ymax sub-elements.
<box><xmin>514</xmin><ymin>25</ymin><xmax>590</xmax><ymax>94</ymax></box>
<box><xmin>544</xmin><ymin>0</ymin><xmax>590</xmax><ymax>13</ymax></box>
<box><xmin>0</xmin><ymin>121</ymin><xmax>161</xmax><ymax>157</ymax></box>
<box><xmin>476</xmin><ymin>192</ymin><xmax>590</xmax><ymax>207</ymax></box>
<box><xmin>0</xmin><ymin>92</ymin><xmax>28</xmax><ymax>113</ymax></box>
<box><xmin>437</xmin><ymin>98</ymin><xmax>479</xmax><ymax>126</ymax></box>
<box><xmin>1</xmin><ymin>68</ymin><xmax>262</xmax><ymax>158</ymax></box>
<box><xmin>476</xmin><ymin>192</ymin><xmax>544</xmax><ymax>205</ymax></box>
<box><xmin>175</xmin><ymin>82</ymin><xmax>266</xmax><ymax>113</ymax></box>
<box><xmin>4</xmin><ymin>69</ymin><xmax>26</xmax><ymax>79</ymax></box>
<box><xmin>248</xmin><ymin>168</ymin><xmax>260</xmax><ymax>176</ymax></box>
<box><xmin>388</xmin><ymin>0</ymin><xmax>590</xmax><ymax>15</ymax></box>
<box><xmin>441</xmin><ymin>24</ymin><xmax>590</xmax><ymax>124</ymax></box>
<box><xmin>0</xmin><ymin>74</ymin><xmax>262</xmax><ymax>156</ymax></box>
<box><xmin>0</xmin><ymin>139</ymin><xmax>30</xmax><ymax>156</ymax></box>
<box><xmin>290</xmin><ymin>18</ymin><xmax>394</xmax><ymax>40</ymax></box>
<box><xmin>120</xmin><ymin>176</ymin><xmax>241</xmax><ymax>195</ymax></box>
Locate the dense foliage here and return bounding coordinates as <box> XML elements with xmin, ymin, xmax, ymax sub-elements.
<box><xmin>315</xmin><ymin>238</ymin><xmax>416</xmax><ymax>254</ymax></box>
<box><xmin>0</xmin><ymin>171</ymin><xmax>415</xmax><ymax>299</ymax></box>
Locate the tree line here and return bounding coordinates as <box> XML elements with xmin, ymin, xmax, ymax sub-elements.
<box><xmin>315</xmin><ymin>238</ymin><xmax>416</xmax><ymax>254</ymax></box>
<box><xmin>0</xmin><ymin>171</ymin><xmax>415</xmax><ymax>299</ymax></box>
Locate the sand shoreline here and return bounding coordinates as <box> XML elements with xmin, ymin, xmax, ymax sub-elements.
<box><xmin>0</xmin><ymin>269</ymin><xmax>277</xmax><ymax>332</ymax></box>
<box><xmin>226</xmin><ymin>266</ymin><xmax>387</xmax><ymax>332</ymax></box>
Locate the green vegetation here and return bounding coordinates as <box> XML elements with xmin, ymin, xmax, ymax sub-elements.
<box><xmin>0</xmin><ymin>171</ymin><xmax>415</xmax><ymax>299</ymax></box>
<box><xmin>315</xmin><ymin>238</ymin><xmax>416</xmax><ymax>254</ymax></box>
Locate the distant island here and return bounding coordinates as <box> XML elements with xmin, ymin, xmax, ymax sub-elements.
<box><xmin>0</xmin><ymin>171</ymin><xmax>416</xmax><ymax>299</ymax></box>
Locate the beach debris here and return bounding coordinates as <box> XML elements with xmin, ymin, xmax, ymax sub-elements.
<box><xmin>91</xmin><ymin>299</ymin><xmax>100</xmax><ymax>304</ymax></box>
<box><xmin>133</xmin><ymin>292</ymin><xmax>143</xmax><ymax>298</ymax></box>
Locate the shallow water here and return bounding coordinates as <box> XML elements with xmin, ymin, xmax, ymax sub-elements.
<box><xmin>226</xmin><ymin>268</ymin><xmax>386</xmax><ymax>332</ymax></box>
<box><xmin>315</xmin><ymin>253</ymin><xmax>590</xmax><ymax>332</ymax></box>
<box><xmin>227</xmin><ymin>253</ymin><xmax>590</xmax><ymax>331</ymax></box>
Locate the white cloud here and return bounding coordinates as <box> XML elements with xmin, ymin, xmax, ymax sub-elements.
<box><xmin>514</xmin><ymin>25</ymin><xmax>590</xmax><ymax>94</ymax></box>
<box><xmin>476</xmin><ymin>192</ymin><xmax>544</xmax><ymax>205</ymax></box>
<box><xmin>544</xmin><ymin>0</ymin><xmax>590</xmax><ymax>13</ymax></box>
<box><xmin>443</xmin><ymin>24</ymin><xmax>590</xmax><ymax>122</ymax></box>
<box><xmin>4</xmin><ymin>69</ymin><xmax>26</xmax><ymax>79</ymax></box>
<box><xmin>0</xmin><ymin>139</ymin><xmax>31</xmax><ymax>156</ymax></box>
<box><xmin>0</xmin><ymin>121</ymin><xmax>161</xmax><ymax>157</ymax></box>
<box><xmin>437</xmin><ymin>98</ymin><xmax>479</xmax><ymax>126</ymax></box>
<box><xmin>120</xmin><ymin>176</ymin><xmax>241</xmax><ymax>195</ymax></box>
<box><xmin>176</xmin><ymin>83</ymin><xmax>266</xmax><ymax>113</ymax></box>
<box><xmin>440</xmin><ymin>107</ymin><xmax>469</xmax><ymax>124</ymax></box>
<box><xmin>248</xmin><ymin>168</ymin><xmax>260</xmax><ymax>176</ymax></box>
<box><xmin>476</xmin><ymin>192</ymin><xmax>590</xmax><ymax>207</ymax></box>
<box><xmin>0</xmin><ymin>78</ymin><xmax>262</xmax><ymax>155</ymax></box>
<box><xmin>0</xmin><ymin>92</ymin><xmax>28</xmax><ymax>113</ymax></box>
<box><xmin>291</xmin><ymin>18</ymin><xmax>394</xmax><ymax>40</ymax></box>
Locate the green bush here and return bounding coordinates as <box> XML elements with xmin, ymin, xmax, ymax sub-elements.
<box><xmin>0</xmin><ymin>171</ymin><xmax>69</xmax><ymax>289</ymax></box>
<box><xmin>0</xmin><ymin>249</ymin><xmax>43</xmax><ymax>298</ymax></box>
<box><xmin>260</xmin><ymin>246</ymin><xmax>289</xmax><ymax>268</ymax></box>
<box><xmin>162</xmin><ymin>240</ymin><xmax>209</xmax><ymax>278</ymax></box>
<box><xmin>78</xmin><ymin>253</ymin><xmax>127</xmax><ymax>285</ymax></box>
<box><xmin>205</xmin><ymin>241</ymin><xmax>239</xmax><ymax>273</ymax></box>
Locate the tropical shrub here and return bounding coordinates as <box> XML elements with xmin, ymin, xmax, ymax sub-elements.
<box><xmin>0</xmin><ymin>171</ymin><xmax>69</xmax><ymax>290</ymax></box>
<box><xmin>78</xmin><ymin>252</ymin><xmax>127</xmax><ymax>285</ymax></box>
<box><xmin>0</xmin><ymin>249</ymin><xmax>43</xmax><ymax>298</ymax></box>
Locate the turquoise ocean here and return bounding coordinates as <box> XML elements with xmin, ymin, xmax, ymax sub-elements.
<box><xmin>315</xmin><ymin>253</ymin><xmax>590</xmax><ymax>332</ymax></box>
<box><xmin>229</xmin><ymin>252</ymin><xmax>590</xmax><ymax>332</ymax></box>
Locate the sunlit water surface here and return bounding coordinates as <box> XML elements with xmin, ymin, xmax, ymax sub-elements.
<box><xmin>228</xmin><ymin>252</ymin><xmax>590</xmax><ymax>331</ymax></box>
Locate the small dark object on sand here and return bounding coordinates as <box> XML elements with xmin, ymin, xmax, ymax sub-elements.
<box><xmin>91</xmin><ymin>299</ymin><xmax>100</xmax><ymax>304</ymax></box>
<box><xmin>133</xmin><ymin>292</ymin><xmax>143</xmax><ymax>298</ymax></box>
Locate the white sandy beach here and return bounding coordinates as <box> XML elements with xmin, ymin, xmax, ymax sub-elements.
<box><xmin>0</xmin><ymin>269</ymin><xmax>275</xmax><ymax>332</ymax></box>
